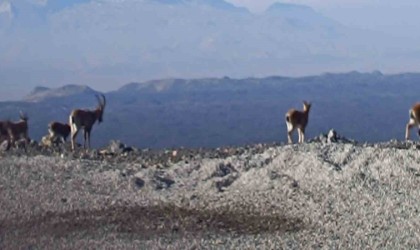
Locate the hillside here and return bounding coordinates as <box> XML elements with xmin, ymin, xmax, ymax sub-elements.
<box><xmin>1</xmin><ymin>72</ymin><xmax>420</xmax><ymax>149</ymax></box>
<box><xmin>1</xmin><ymin>138</ymin><xmax>420</xmax><ymax>248</ymax></box>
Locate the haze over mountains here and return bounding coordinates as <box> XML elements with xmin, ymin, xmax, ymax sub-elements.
<box><xmin>2</xmin><ymin>0</ymin><xmax>420</xmax><ymax>101</ymax></box>
<box><xmin>0</xmin><ymin>72</ymin><xmax>419</xmax><ymax>149</ymax></box>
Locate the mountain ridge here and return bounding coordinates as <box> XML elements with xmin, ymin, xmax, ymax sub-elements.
<box><xmin>1</xmin><ymin>0</ymin><xmax>394</xmax><ymax>100</ymax></box>
<box><xmin>24</xmin><ymin>84</ymin><xmax>98</xmax><ymax>102</ymax></box>
<box><xmin>3</xmin><ymin>71</ymin><xmax>420</xmax><ymax>149</ymax></box>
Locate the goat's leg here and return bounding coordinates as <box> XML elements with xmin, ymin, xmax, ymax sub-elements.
<box><xmin>287</xmin><ymin>130</ymin><xmax>293</xmax><ymax>144</ymax></box>
<box><xmin>83</xmin><ymin>130</ymin><xmax>88</xmax><ymax>149</ymax></box>
<box><xmin>406</xmin><ymin>120</ymin><xmax>416</xmax><ymax>140</ymax></box>
<box><xmin>71</xmin><ymin>129</ymin><xmax>80</xmax><ymax>151</ymax></box>
<box><xmin>298</xmin><ymin>127</ymin><xmax>305</xmax><ymax>143</ymax></box>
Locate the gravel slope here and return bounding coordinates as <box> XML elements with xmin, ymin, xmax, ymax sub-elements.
<box><xmin>1</xmin><ymin>141</ymin><xmax>420</xmax><ymax>249</ymax></box>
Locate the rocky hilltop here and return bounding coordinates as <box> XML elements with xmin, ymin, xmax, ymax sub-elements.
<box><xmin>1</xmin><ymin>132</ymin><xmax>420</xmax><ymax>248</ymax></box>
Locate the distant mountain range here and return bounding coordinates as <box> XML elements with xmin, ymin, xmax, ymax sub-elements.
<box><xmin>1</xmin><ymin>0</ymin><xmax>416</xmax><ymax>101</ymax></box>
<box><xmin>1</xmin><ymin>72</ymin><xmax>420</xmax><ymax>149</ymax></box>
<box><xmin>24</xmin><ymin>85</ymin><xmax>97</xmax><ymax>102</ymax></box>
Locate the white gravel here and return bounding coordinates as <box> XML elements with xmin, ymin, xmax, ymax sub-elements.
<box><xmin>1</xmin><ymin>141</ymin><xmax>420</xmax><ymax>249</ymax></box>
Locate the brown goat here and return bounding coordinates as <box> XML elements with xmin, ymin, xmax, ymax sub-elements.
<box><xmin>4</xmin><ymin>112</ymin><xmax>29</xmax><ymax>149</ymax></box>
<box><xmin>405</xmin><ymin>103</ymin><xmax>420</xmax><ymax>140</ymax></box>
<box><xmin>0</xmin><ymin>121</ymin><xmax>9</xmax><ymax>143</ymax></box>
<box><xmin>48</xmin><ymin>121</ymin><xmax>71</xmax><ymax>143</ymax></box>
<box><xmin>69</xmin><ymin>94</ymin><xmax>106</xmax><ymax>151</ymax></box>
<box><xmin>285</xmin><ymin>101</ymin><xmax>312</xmax><ymax>144</ymax></box>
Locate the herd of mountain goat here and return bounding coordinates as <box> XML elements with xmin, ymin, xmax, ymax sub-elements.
<box><xmin>0</xmin><ymin>94</ymin><xmax>106</xmax><ymax>151</ymax></box>
<box><xmin>1</xmin><ymin>94</ymin><xmax>420</xmax><ymax>151</ymax></box>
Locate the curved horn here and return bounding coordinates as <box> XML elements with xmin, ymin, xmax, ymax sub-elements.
<box><xmin>101</xmin><ymin>94</ymin><xmax>106</xmax><ymax>108</ymax></box>
<box><xmin>19</xmin><ymin>111</ymin><xmax>28</xmax><ymax>121</ymax></box>
<box><xmin>95</xmin><ymin>94</ymin><xmax>102</xmax><ymax>107</ymax></box>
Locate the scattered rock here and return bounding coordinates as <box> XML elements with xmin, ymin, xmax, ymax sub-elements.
<box><xmin>88</xmin><ymin>150</ymin><xmax>100</xmax><ymax>158</ymax></box>
<box><xmin>153</xmin><ymin>171</ymin><xmax>175</xmax><ymax>190</ymax></box>
<box><xmin>107</xmin><ymin>140</ymin><xmax>134</xmax><ymax>154</ymax></box>
<box><xmin>99</xmin><ymin>149</ymin><xmax>113</xmax><ymax>156</ymax></box>
<box><xmin>40</xmin><ymin>134</ymin><xmax>67</xmax><ymax>148</ymax></box>
<box><xmin>133</xmin><ymin>177</ymin><xmax>145</xmax><ymax>189</ymax></box>
<box><xmin>309</xmin><ymin>129</ymin><xmax>355</xmax><ymax>144</ymax></box>
<box><xmin>269</xmin><ymin>171</ymin><xmax>299</xmax><ymax>188</ymax></box>
<box><xmin>212</xmin><ymin>163</ymin><xmax>236</xmax><ymax>178</ymax></box>
<box><xmin>121</xmin><ymin>168</ymin><xmax>135</xmax><ymax>177</ymax></box>
<box><xmin>215</xmin><ymin>174</ymin><xmax>238</xmax><ymax>192</ymax></box>
<box><xmin>407</xmin><ymin>167</ymin><xmax>420</xmax><ymax>177</ymax></box>
<box><xmin>375</xmin><ymin>139</ymin><xmax>420</xmax><ymax>150</ymax></box>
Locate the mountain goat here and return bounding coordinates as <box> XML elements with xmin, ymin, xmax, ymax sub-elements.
<box><xmin>285</xmin><ymin>101</ymin><xmax>311</xmax><ymax>144</ymax></box>
<box><xmin>405</xmin><ymin>103</ymin><xmax>420</xmax><ymax>140</ymax></box>
<box><xmin>69</xmin><ymin>94</ymin><xmax>106</xmax><ymax>151</ymax></box>
<box><xmin>48</xmin><ymin>121</ymin><xmax>71</xmax><ymax>143</ymax></box>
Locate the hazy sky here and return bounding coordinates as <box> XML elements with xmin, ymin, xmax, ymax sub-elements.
<box><xmin>226</xmin><ymin>0</ymin><xmax>368</xmax><ymax>12</ymax></box>
<box><xmin>227</xmin><ymin>0</ymin><xmax>420</xmax><ymax>37</ymax></box>
<box><xmin>226</xmin><ymin>0</ymin><xmax>420</xmax><ymax>12</ymax></box>
<box><xmin>3</xmin><ymin>0</ymin><xmax>420</xmax><ymax>101</ymax></box>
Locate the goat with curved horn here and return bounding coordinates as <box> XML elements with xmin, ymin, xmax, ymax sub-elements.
<box><xmin>69</xmin><ymin>94</ymin><xmax>106</xmax><ymax>151</ymax></box>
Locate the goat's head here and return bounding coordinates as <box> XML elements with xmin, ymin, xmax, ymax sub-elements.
<box><xmin>303</xmin><ymin>101</ymin><xmax>312</xmax><ymax>112</ymax></box>
<box><xmin>19</xmin><ymin>111</ymin><xmax>28</xmax><ymax>122</ymax></box>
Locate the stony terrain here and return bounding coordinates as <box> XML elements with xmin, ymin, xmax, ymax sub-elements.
<box><xmin>1</xmin><ymin>133</ymin><xmax>420</xmax><ymax>249</ymax></box>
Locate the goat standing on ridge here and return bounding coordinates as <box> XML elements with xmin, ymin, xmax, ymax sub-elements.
<box><xmin>405</xmin><ymin>103</ymin><xmax>420</xmax><ymax>140</ymax></box>
<box><xmin>285</xmin><ymin>101</ymin><xmax>311</xmax><ymax>144</ymax></box>
<box><xmin>4</xmin><ymin>111</ymin><xmax>30</xmax><ymax>149</ymax></box>
<box><xmin>69</xmin><ymin>94</ymin><xmax>106</xmax><ymax>151</ymax></box>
